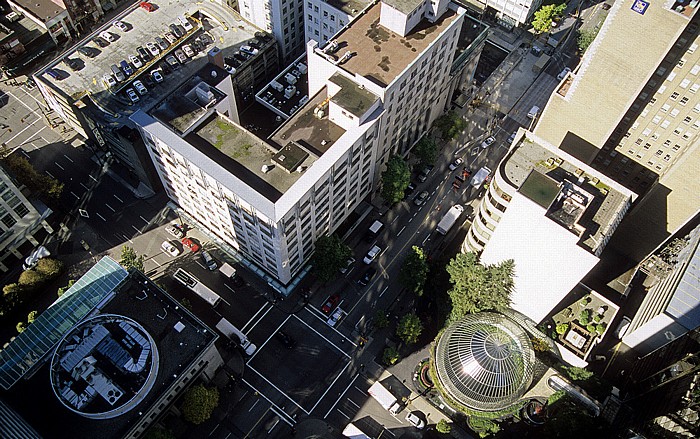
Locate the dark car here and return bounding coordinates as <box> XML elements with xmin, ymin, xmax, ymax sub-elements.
<box><xmin>358</xmin><ymin>267</ymin><xmax>377</xmax><ymax>286</ymax></box>
<box><xmin>413</xmin><ymin>190</ymin><xmax>429</xmax><ymax>206</ymax></box>
<box><xmin>93</xmin><ymin>37</ymin><xmax>109</xmax><ymax>48</ymax></box>
<box><xmin>77</xmin><ymin>46</ymin><xmax>99</xmax><ymax>58</ymax></box>
<box><xmin>137</xmin><ymin>46</ymin><xmax>151</xmax><ymax>61</ymax></box>
<box><xmin>417</xmin><ymin>165</ymin><xmax>433</xmax><ymax>183</ymax></box>
<box><xmin>321</xmin><ymin>294</ymin><xmax>340</xmax><ymax>314</ymax></box>
<box><xmin>403</xmin><ymin>182</ymin><xmax>416</xmax><ymax>200</ymax></box>
<box><xmin>63</xmin><ymin>57</ymin><xmax>82</xmax><ymax>71</ymax></box>
<box><xmin>169</xmin><ymin>23</ymin><xmax>184</xmax><ymax>38</ymax></box>
<box><xmin>276</xmin><ymin>331</ymin><xmax>296</xmax><ymax>349</ymax></box>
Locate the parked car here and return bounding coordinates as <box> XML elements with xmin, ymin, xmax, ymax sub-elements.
<box><xmin>137</xmin><ymin>46</ymin><xmax>151</xmax><ymax>61</ymax></box>
<box><xmin>114</xmin><ymin>21</ymin><xmax>129</xmax><ymax>32</ymax></box>
<box><xmin>557</xmin><ymin>67</ymin><xmax>572</xmax><ymax>80</ymax></box>
<box><xmin>155</xmin><ymin>36</ymin><xmax>169</xmax><ymax>51</ymax></box>
<box><xmin>480</xmin><ymin>136</ymin><xmax>495</xmax><ymax>149</ymax></box>
<box><xmin>164</xmin><ymin>32</ymin><xmax>177</xmax><ymax>44</ymax></box>
<box><xmin>102</xmin><ymin>74</ymin><xmax>116</xmax><ymax>88</ymax></box>
<box><xmin>100</xmin><ymin>31</ymin><xmax>117</xmax><ymax>42</ymax></box>
<box><xmin>406</xmin><ymin>412</ymin><xmax>425</xmax><ymax>429</ymax></box>
<box><xmin>175</xmin><ymin>49</ymin><xmax>187</xmax><ymax>63</ymax></box>
<box><xmin>602</xmin><ymin>2</ymin><xmax>611</xmax><ymax>10</ymax></box>
<box><xmin>165</xmin><ymin>224</ymin><xmax>185</xmax><ymax>238</ymax></box>
<box><xmin>93</xmin><ymin>37</ymin><xmax>109</xmax><ymax>48</ymax></box>
<box><xmin>327</xmin><ymin>308</ymin><xmax>343</xmax><ymax>327</ymax></box>
<box><xmin>166</xmin><ymin>55</ymin><xmax>179</xmax><ymax>68</ymax></box>
<box><xmin>240</xmin><ymin>45</ymin><xmax>259</xmax><ymax>56</ymax></box>
<box><xmin>182</xmin><ymin>44</ymin><xmax>195</xmax><ymax>58</ymax></box>
<box><xmin>363</xmin><ymin>245</ymin><xmax>382</xmax><ymax>264</ymax></box>
<box><xmin>403</xmin><ymin>182</ymin><xmax>416</xmax><ymax>200</ymax></box>
<box><xmin>161</xmin><ymin>240</ymin><xmax>180</xmax><ymax>257</ymax></box>
<box><xmin>181</xmin><ymin>237</ymin><xmax>200</xmax><ymax>252</ymax></box>
<box><xmin>126</xmin><ymin>88</ymin><xmax>140</xmax><ymax>103</ymax></box>
<box><xmin>276</xmin><ymin>331</ymin><xmax>296</xmax><ymax>348</ymax></box>
<box><xmin>63</xmin><ymin>57</ymin><xmax>81</xmax><ymax>71</ymax></box>
<box><xmin>146</xmin><ymin>42</ymin><xmax>160</xmax><ymax>56</ymax></box>
<box><xmin>179</xmin><ymin>15</ymin><xmax>194</xmax><ymax>31</ymax></box>
<box><xmin>140</xmin><ymin>1</ymin><xmax>156</xmax><ymax>12</ymax></box>
<box><xmin>321</xmin><ymin>294</ymin><xmax>340</xmax><ymax>314</ymax></box>
<box><xmin>507</xmin><ymin>131</ymin><xmax>517</xmax><ymax>144</ymax></box>
<box><xmin>201</xmin><ymin>250</ymin><xmax>217</xmax><ymax>270</ymax></box>
<box><xmin>358</xmin><ymin>267</ymin><xmax>377</xmax><ymax>286</ymax></box>
<box><xmin>339</xmin><ymin>257</ymin><xmax>355</xmax><ymax>274</ymax></box>
<box><xmin>417</xmin><ymin>165</ymin><xmax>433</xmax><ymax>182</ymax></box>
<box><xmin>133</xmin><ymin>80</ymin><xmax>147</xmax><ymax>95</ymax></box>
<box><xmin>449</xmin><ymin>157</ymin><xmax>463</xmax><ymax>171</ymax></box>
<box><xmin>169</xmin><ymin>23</ymin><xmax>184</xmax><ymax>38</ymax></box>
<box><xmin>413</xmin><ymin>191</ymin><xmax>429</xmax><ymax>206</ymax></box>
<box><xmin>129</xmin><ymin>55</ymin><xmax>143</xmax><ymax>69</ymax></box>
<box><xmin>120</xmin><ymin>60</ymin><xmax>133</xmax><ymax>76</ymax></box>
<box><xmin>615</xmin><ymin>316</ymin><xmax>632</xmax><ymax>339</ymax></box>
<box><xmin>151</xmin><ymin>69</ymin><xmax>164</xmax><ymax>83</ymax></box>
<box><xmin>77</xmin><ymin>46</ymin><xmax>99</xmax><ymax>58</ymax></box>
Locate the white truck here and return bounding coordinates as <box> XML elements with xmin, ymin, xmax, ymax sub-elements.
<box><xmin>470</xmin><ymin>166</ymin><xmax>491</xmax><ymax>189</ymax></box>
<box><xmin>368</xmin><ymin>381</ymin><xmax>401</xmax><ymax>414</ymax></box>
<box><xmin>218</xmin><ymin>262</ymin><xmax>237</xmax><ymax>279</ymax></box>
<box><xmin>436</xmin><ymin>204</ymin><xmax>464</xmax><ymax>235</ymax></box>
<box><xmin>215</xmin><ymin>318</ymin><xmax>257</xmax><ymax>355</ymax></box>
<box><xmin>342</xmin><ymin>423</ymin><xmax>371</xmax><ymax>439</ymax></box>
<box><xmin>172</xmin><ymin>268</ymin><xmax>221</xmax><ymax>306</ymax></box>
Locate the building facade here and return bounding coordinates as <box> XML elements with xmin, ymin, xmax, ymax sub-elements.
<box><xmin>237</xmin><ymin>0</ymin><xmax>307</xmax><ymax>61</ymax></box>
<box><xmin>534</xmin><ymin>1</ymin><xmax>700</xmax><ymax>261</ymax></box>
<box><xmin>304</xmin><ymin>0</ymin><xmax>367</xmax><ymax>46</ymax></box>
<box><xmin>459</xmin><ymin>0</ymin><xmax>543</xmax><ymax>28</ymax></box>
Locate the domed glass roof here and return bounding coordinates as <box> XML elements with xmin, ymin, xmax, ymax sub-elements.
<box><xmin>434</xmin><ymin>312</ymin><xmax>535</xmax><ymax>411</ymax></box>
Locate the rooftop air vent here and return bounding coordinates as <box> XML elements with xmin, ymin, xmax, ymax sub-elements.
<box><xmin>261</xmin><ymin>164</ymin><xmax>274</xmax><ymax>173</ymax></box>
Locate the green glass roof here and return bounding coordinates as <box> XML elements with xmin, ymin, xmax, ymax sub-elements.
<box><xmin>0</xmin><ymin>257</ymin><xmax>128</xmax><ymax>390</ymax></box>
<box><xmin>518</xmin><ymin>170</ymin><xmax>560</xmax><ymax>209</ymax></box>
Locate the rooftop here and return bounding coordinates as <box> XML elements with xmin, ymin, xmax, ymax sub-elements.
<box><xmin>382</xmin><ymin>0</ymin><xmax>423</xmax><ymax>14</ymax></box>
<box><xmin>12</xmin><ymin>0</ymin><xmax>65</xmax><ymax>23</ymax></box>
<box><xmin>325</xmin><ymin>0</ymin><xmax>370</xmax><ymax>15</ymax></box>
<box><xmin>331</xmin><ymin>2</ymin><xmax>460</xmax><ymax>87</ymax></box>
<box><xmin>188</xmin><ymin>113</ymin><xmax>317</xmax><ymax>199</ymax></box>
<box><xmin>329</xmin><ymin>72</ymin><xmax>379</xmax><ymax>117</ymax></box>
<box><xmin>35</xmin><ymin>0</ymin><xmax>267</xmax><ymax>116</ymax></box>
<box><xmin>256</xmin><ymin>57</ymin><xmax>309</xmax><ymax>119</ymax></box>
<box><xmin>1</xmin><ymin>258</ymin><xmax>217</xmax><ymax>439</ymax></box>
<box><xmin>502</xmin><ymin>135</ymin><xmax>633</xmax><ymax>255</ymax></box>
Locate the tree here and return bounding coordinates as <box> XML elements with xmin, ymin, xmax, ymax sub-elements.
<box><xmin>434</xmin><ymin>111</ymin><xmax>467</xmax><ymax>140</ymax></box>
<box><xmin>556</xmin><ymin>323</ymin><xmax>569</xmax><ymax>335</ymax></box>
<box><xmin>396</xmin><ymin>313</ymin><xmax>423</xmax><ymax>344</ymax></box>
<box><xmin>1</xmin><ymin>154</ymin><xmax>63</xmax><ymax>199</ymax></box>
<box><xmin>144</xmin><ymin>427</ymin><xmax>176</xmax><ymax>439</ymax></box>
<box><xmin>532</xmin><ymin>337</ymin><xmax>550</xmax><ymax>353</ymax></box>
<box><xmin>577</xmin><ymin>29</ymin><xmax>597</xmax><ymax>53</ymax></box>
<box><xmin>436</xmin><ymin>419</ymin><xmax>452</xmax><ymax>433</ymax></box>
<box><xmin>120</xmin><ymin>246</ymin><xmax>144</xmax><ymax>271</ymax></box>
<box><xmin>57</xmin><ymin>279</ymin><xmax>76</xmax><ymax>297</ymax></box>
<box><xmin>399</xmin><ymin>246</ymin><xmax>429</xmax><ymax>295</ymax></box>
<box><xmin>312</xmin><ymin>234</ymin><xmax>351</xmax><ymax>283</ymax></box>
<box><xmin>446</xmin><ymin>253</ymin><xmax>514</xmax><ymax>322</ymax></box>
<box><xmin>382</xmin><ymin>347</ymin><xmax>400</xmax><ymax>365</ymax></box>
<box><xmin>413</xmin><ymin>136</ymin><xmax>438</xmax><ymax>166</ymax></box>
<box><xmin>36</xmin><ymin>258</ymin><xmax>64</xmax><ymax>277</ymax></box>
<box><xmin>19</xmin><ymin>269</ymin><xmax>44</xmax><ymax>287</ymax></box>
<box><xmin>374</xmin><ymin>310</ymin><xmax>389</xmax><ymax>329</ymax></box>
<box><xmin>16</xmin><ymin>322</ymin><xmax>26</xmax><ymax>333</ymax></box>
<box><xmin>381</xmin><ymin>155</ymin><xmax>411</xmax><ymax>204</ymax></box>
<box><xmin>3</xmin><ymin>283</ymin><xmax>23</xmax><ymax>303</ymax></box>
<box><xmin>27</xmin><ymin>310</ymin><xmax>37</xmax><ymax>324</ymax></box>
<box><xmin>181</xmin><ymin>384</ymin><xmax>219</xmax><ymax>425</ymax></box>
<box><xmin>532</xmin><ymin>3</ymin><xmax>567</xmax><ymax>34</ymax></box>
<box><xmin>563</xmin><ymin>366</ymin><xmax>593</xmax><ymax>382</ymax></box>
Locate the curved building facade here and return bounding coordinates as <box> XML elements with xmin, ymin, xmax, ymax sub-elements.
<box><xmin>433</xmin><ymin>312</ymin><xmax>535</xmax><ymax>412</ymax></box>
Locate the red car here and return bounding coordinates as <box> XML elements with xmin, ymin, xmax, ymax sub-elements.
<box><xmin>140</xmin><ymin>2</ymin><xmax>156</xmax><ymax>12</ymax></box>
<box><xmin>321</xmin><ymin>294</ymin><xmax>340</xmax><ymax>314</ymax></box>
<box><xmin>181</xmin><ymin>237</ymin><xmax>200</xmax><ymax>253</ymax></box>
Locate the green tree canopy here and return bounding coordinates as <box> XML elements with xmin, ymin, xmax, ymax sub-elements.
<box><xmin>436</xmin><ymin>419</ymin><xmax>452</xmax><ymax>433</ymax></box>
<box><xmin>414</xmin><ymin>136</ymin><xmax>438</xmax><ymax>166</ymax></box>
<box><xmin>434</xmin><ymin>111</ymin><xmax>467</xmax><ymax>140</ymax></box>
<box><xmin>181</xmin><ymin>384</ymin><xmax>220</xmax><ymax>425</ymax></box>
<box><xmin>16</xmin><ymin>321</ymin><xmax>26</xmax><ymax>333</ymax></box>
<box><xmin>446</xmin><ymin>253</ymin><xmax>514</xmax><ymax>322</ymax></box>
<box><xmin>540</xmin><ymin>393</ymin><xmax>607</xmax><ymax>438</ymax></box>
<box><xmin>36</xmin><ymin>258</ymin><xmax>64</xmax><ymax>277</ymax></box>
<box><xmin>27</xmin><ymin>310</ymin><xmax>38</xmax><ymax>324</ymax></box>
<box><xmin>532</xmin><ymin>3</ymin><xmax>567</xmax><ymax>34</ymax></box>
<box><xmin>57</xmin><ymin>279</ymin><xmax>76</xmax><ymax>297</ymax></box>
<box><xmin>374</xmin><ymin>310</ymin><xmax>389</xmax><ymax>329</ymax></box>
<box><xmin>19</xmin><ymin>269</ymin><xmax>44</xmax><ymax>287</ymax></box>
<box><xmin>381</xmin><ymin>155</ymin><xmax>411</xmax><ymax>204</ymax></box>
<box><xmin>144</xmin><ymin>427</ymin><xmax>176</xmax><ymax>439</ymax></box>
<box><xmin>120</xmin><ymin>246</ymin><xmax>145</xmax><ymax>272</ymax></box>
<box><xmin>382</xmin><ymin>347</ymin><xmax>400</xmax><ymax>365</ymax></box>
<box><xmin>1</xmin><ymin>154</ymin><xmax>63</xmax><ymax>199</ymax></box>
<box><xmin>399</xmin><ymin>246</ymin><xmax>429</xmax><ymax>295</ymax></box>
<box><xmin>396</xmin><ymin>313</ymin><xmax>423</xmax><ymax>344</ymax></box>
<box><xmin>577</xmin><ymin>29</ymin><xmax>597</xmax><ymax>53</ymax></box>
<box><xmin>563</xmin><ymin>366</ymin><xmax>593</xmax><ymax>382</ymax></box>
<box><xmin>312</xmin><ymin>234</ymin><xmax>352</xmax><ymax>283</ymax></box>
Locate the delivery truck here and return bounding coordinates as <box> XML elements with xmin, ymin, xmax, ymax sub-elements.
<box><xmin>368</xmin><ymin>381</ymin><xmax>401</xmax><ymax>414</ymax></box>
<box><xmin>436</xmin><ymin>204</ymin><xmax>464</xmax><ymax>235</ymax></box>
<box><xmin>470</xmin><ymin>166</ymin><xmax>491</xmax><ymax>189</ymax></box>
<box><xmin>215</xmin><ymin>317</ymin><xmax>257</xmax><ymax>355</ymax></box>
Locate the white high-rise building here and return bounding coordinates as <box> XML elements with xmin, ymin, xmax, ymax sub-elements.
<box><xmin>303</xmin><ymin>0</ymin><xmax>367</xmax><ymax>46</ymax></box>
<box><xmin>238</xmin><ymin>0</ymin><xmax>307</xmax><ymax>61</ymax></box>
<box><xmin>133</xmin><ymin>0</ymin><xmax>484</xmax><ymax>287</ymax></box>
<box><xmin>460</xmin><ymin>0</ymin><xmax>543</xmax><ymax>28</ymax></box>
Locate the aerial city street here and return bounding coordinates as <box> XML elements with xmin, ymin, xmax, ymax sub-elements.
<box><xmin>0</xmin><ymin>0</ymin><xmax>697</xmax><ymax>438</ymax></box>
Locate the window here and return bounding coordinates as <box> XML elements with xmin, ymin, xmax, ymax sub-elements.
<box><xmin>671</xmin><ymin>91</ymin><xmax>680</xmax><ymax>100</ymax></box>
<box><xmin>661</xmin><ymin>120</ymin><xmax>671</xmax><ymax>128</ymax></box>
<box><xmin>655</xmin><ymin>149</ymin><xmax>663</xmax><ymax>156</ymax></box>
<box><xmin>680</xmin><ymin>79</ymin><xmax>691</xmax><ymax>88</ymax></box>
<box><xmin>642</xmin><ymin>128</ymin><xmax>652</xmax><ymax>136</ymax></box>
<box><xmin>652</xmin><ymin>115</ymin><xmax>662</xmax><ymax>124</ymax></box>
<box><xmin>664</xmin><ymin>154</ymin><xmax>671</xmax><ymax>161</ymax></box>
<box><xmin>684</xmin><ymin>116</ymin><xmax>693</xmax><ymax>123</ymax></box>
<box><xmin>670</xmin><ymin>108</ymin><xmax>680</xmax><ymax>117</ymax></box>
<box><xmin>681</xmin><ymin>96</ymin><xmax>690</xmax><ymax>105</ymax></box>
<box><xmin>692</xmin><ymin>84</ymin><xmax>700</xmax><ymax>93</ymax></box>
<box><xmin>662</xmin><ymin>103</ymin><xmax>671</xmax><ymax>112</ymax></box>
<box><xmin>678</xmin><ymin>59</ymin><xmax>686</xmax><ymax>67</ymax></box>
<box><xmin>689</xmin><ymin>43</ymin><xmax>698</xmax><ymax>53</ymax></box>
<box><xmin>667</xmin><ymin>72</ymin><xmax>677</xmax><ymax>81</ymax></box>
<box><xmin>692</xmin><ymin>64</ymin><xmax>700</xmax><ymax>75</ymax></box>
<box><xmin>650</xmin><ymin>97</ymin><xmax>657</xmax><ymax>105</ymax></box>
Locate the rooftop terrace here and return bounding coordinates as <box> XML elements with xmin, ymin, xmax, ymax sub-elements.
<box><xmin>502</xmin><ymin>136</ymin><xmax>633</xmax><ymax>255</ymax></box>
<box><xmin>332</xmin><ymin>2</ymin><xmax>460</xmax><ymax>87</ymax></box>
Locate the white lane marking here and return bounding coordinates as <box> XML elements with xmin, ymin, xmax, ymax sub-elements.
<box><xmin>224</xmin><ymin>284</ymin><xmax>235</xmax><ymax>294</ymax></box>
<box><xmin>344</xmin><ymin>266</ymin><xmax>355</xmax><ymax>277</ymax></box>
<box><xmin>247</xmin><ymin>314</ymin><xmax>291</xmax><ymax>362</ymax></box>
<box><xmin>379</xmin><ymin>286</ymin><xmax>388</xmax><ymax>298</ymax></box>
<box><xmin>337</xmin><ymin>409</ymin><xmax>351</xmax><ymax>419</ymax></box>
<box><xmin>96</xmin><ymin>212</ymin><xmax>107</xmax><ymax>221</ymax></box>
<box><xmin>131</xmin><ymin>225</ymin><xmax>141</xmax><ymax>233</ymax></box>
<box><xmin>346</xmin><ymin>399</ymin><xmax>360</xmax><ymax>409</ymax></box>
<box><xmin>408</xmin><ymin>217</ymin><xmax>413</xmax><ymax>223</ymax></box>
<box><xmin>114</xmin><ymin>194</ymin><xmax>123</xmax><ymax>203</ymax></box>
<box><xmin>151</xmin><ymin>258</ymin><xmax>162</xmax><ymax>267</ymax></box>
<box><xmin>397</xmin><ymin>226</ymin><xmax>406</xmax><ymax>236</ymax></box>
<box><xmin>45</xmin><ymin>170</ymin><xmax>55</xmax><ymax>179</ymax></box>
<box><xmin>246</xmin><ymin>366</ymin><xmax>309</xmax><ymax>414</ymax></box>
<box><xmin>105</xmin><ymin>204</ymin><xmax>115</xmax><ymax>212</ymax></box>
<box><xmin>55</xmin><ymin>162</ymin><xmax>65</xmax><ymax>171</ymax></box>
<box><xmin>79</xmin><ymin>182</ymin><xmax>90</xmax><ymax>191</ymax></box>
<box><xmin>390</xmin><ymin>217</ymin><xmax>398</xmax><ymax>225</ymax></box>
<box><xmin>266</xmin><ymin>419</ymin><xmax>280</xmax><ymax>434</ymax></box>
<box><xmin>120</xmin><ymin>234</ymin><xmax>134</xmax><ymax>244</ymax></box>
<box><xmin>248</xmin><ymin>399</ymin><xmax>260</xmax><ymax>412</ymax></box>
<box><xmin>240</xmin><ymin>378</ymin><xmax>296</xmax><ymax>425</ymax></box>
<box><xmin>242</xmin><ymin>302</ymin><xmax>272</xmax><ymax>333</ymax></box>
<box><xmin>89</xmin><ymin>174</ymin><xmax>98</xmax><ymax>182</ymax></box>
<box><xmin>63</xmin><ymin>154</ymin><xmax>74</xmax><ymax>163</ymax></box>
<box><xmin>422</xmin><ymin>235</ymin><xmax>430</xmax><ymax>245</ymax></box>
<box><xmin>309</xmin><ymin>361</ymin><xmax>351</xmax><ymax>413</ymax></box>
<box><xmin>6</xmin><ymin>90</ymin><xmax>41</xmax><ymax>115</ymax></box>
<box><xmin>139</xmin><ymin>215</ymin><xmax>150</xmax><ymax>225</ymax></box>
<box><xmin>70</xmin><ymin>191</ymin><xmax>80</xmax><ymax>199</ymax></box>
<box><xmin>295</xmin><ymin>313</ymin><xmax>352</xmax><ymax>356</ymax></box>
<box><xmin>5</xmin><ymin>118</ymin><xmax>40</xmax><ymax>143</ymax></box>
<box><xmin>20</xmin><ymin>149</ymin><xmax>29</xmax><ymax>158</ymax></box>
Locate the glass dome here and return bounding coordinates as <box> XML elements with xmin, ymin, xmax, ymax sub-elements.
<box><xmin>434</xmin><ymin>312</ymin><xmax>535</xmax><ymax>411</ymax></box>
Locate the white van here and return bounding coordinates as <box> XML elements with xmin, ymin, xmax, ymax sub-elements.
<box><xmin>178</xmin><ymin>15</ymin><xmax>194</xmax><ymax>32</ymax></box>
<box><xmin>527</xmin><ymin>105</ymin><xmax>540</xmax><ymax>119</ymax></box>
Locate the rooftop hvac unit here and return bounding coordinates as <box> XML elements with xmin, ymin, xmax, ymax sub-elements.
<box><xmin>334</xmin><ymin>51</ymin><xmax>353</xmax><ymax>65</ymax></box>
<box><xmin>270</xmin><ymin>80</ymin><xmax>283</xmax><ymax>92</ymax></box>
<box><xmin>284</xmin><ymin>85</ymin><xmax>296</xmax><ymax>99</ymax></box>
<box><xmin>284</xmin><ymin>73</ymin><xmax>297</xmax><ymax>85</ymax></box>
<box><xmin>297</xmin><ymin>63</ymin><xmax>308</xmax><ymax>74</ymax></box>
<box><xmin>195</xmin><ymin>84</ymin><xmax>214</xmax><ymax>105</ymax></box>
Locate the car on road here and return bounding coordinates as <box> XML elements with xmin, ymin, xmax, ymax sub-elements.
<box><xmin>321</xmin><ymin>294</ymin><xmax>340</xmax><ymax>314</ymax></box>
<box><xmin>480</xmin><ymin>136</ymin><xmax>495</xmax><ymax>148</ymax></box>
<box><xmin>449</xmin><ymin>157</ymin><xmax>463</xmax><ymax>171</ymax></box>
<box><xmin>602</xmin><ymin>2</ymin><xmax>611</xmax><ymax>10</ymax></box>
<box><xmin>413</xmin><ymin>191</ymin><xmax>429</xmax><ymax>206</ymax></box>
<box><xmin>151</xmin><ymin>69</ymin><xmax>164</xmax><ymax>83</ymax></box>
<box><xmin>161</xmin><ymin>241</ymin><xmax>181</xmax><ymax>257</ymax></box>
<box><xmin>403</xmin><ymin>182</ymin><xmax>416</xmax><ymax>200</ymax></box>
<box><xmin>339</xmin><ymin>257</ymin><xmax>355</xmax><ymax>274</ymax></box>
<box><xmin>527</xmin><ymin>105</ymin><xmax>540</xmax><ymax>119</ymax></box>
<box><xmin>327</xmin><ymin>308</ymin><xmax>343</xmax><ymax>327</ymax></box>
<box><xmin>276</xmin><ymin>331</ymin><xmax>296</xmax><ymax>348</ymax></box>
<box><xmin>129</xmin><ymin>55</ymin><xmax>143</xmax><ymax>69</ymax></box>
<box><xmin>114</xmin><ymin>21</ymin><xmax>129</xmax><ymax>32</ymax></box>
<box><xmin>507</xmin><ymin>131</ymin><xmax>517</xmax><ymax>144</ymax></box>
<box><xmin>557</xmin><ymin>67</ymin><xmax>572</xmax><ymax>80</ymax></box>
<box><xmin>363</xmin><ymin>245</ymin><xmax>382</xmax><ymax>264</ymax></box>
<box><xmin>417</xmin><ymin>165</ymin><xmax>433</xmax><ymax>183</ymax></box>
<box><xmin>406</xmin><ymin>412</ymin><xmax>425</xmax><ymax>429</ymax></box>
<box><xmin>201</xmin><ymin>250</ymin><xmax>217</xmax><ymax>270</ymax></box>
<box><xmin>181</xmin><ymin>237</ymin><xmax>200</xmax><ymax>252</ymax></box>
<box><xmin>126</xmin><ymin>88</ymin><xmax>140</xmax><ymax>103</ymax></box>
<box><xmin>165</xmin><ymin>224</ymin><xmax>185</xmax><ymax>238</ymax></box>
<box><xmin>358</xmin><ymin>267</ymin><xmax>377</xmax><ymax>286</ymax></box>
<box><xmin>455</xmin><ymin>167</ymin><xmax>471</xmax><ymax>182</ymax></box>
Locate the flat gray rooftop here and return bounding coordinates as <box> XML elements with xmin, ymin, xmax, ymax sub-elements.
<box><xmin>502</xmin><ymin>137</ymin><xmax>631</xmax><ymax>255</ymax></box>
<box><xmin>270</xmin><ymin>88</ymin><xmax>346</xmax><ymax>157</ymax></box>
<box><xmin>35</xmin><ymin>0</ymin><xmax>264</xmax><ymax>114</ymax></box>
<box><xmin>382</xmin><ymin>0</ymin><xmax>423</xmax><ymax>14</ymax></box>
<box><xmin>326</xmin><ymin>0</ymin><xmax>371</xmax><ymax>15</ymax></box>
<box><xmin>187</xmin><ymin>113</ymin><xmax>315</xmax><ymax>200</ymax></box>
<box><xmin>329</xmin><ymin>72</ymin><xmax>379</xmax><ymax>117</ymax></box>
<box><xmin>151</xmin><ymin>74</ymin><xmax>226</xmax><ymax>134</ymax></box>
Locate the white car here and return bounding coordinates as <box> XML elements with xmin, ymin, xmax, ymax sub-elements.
<box><xmin>165</xmin><ymin>224</ymin><xmax>184</xmax><ymax>238</ymax></box>
<box><xmin>327</xmin><ymin>308</ymin><xmax>343</xmax><ymax>327</ymax></box>
<box><xmin>146</xmin><ymin>42</ymin><xmax>160</xmax><ymax>56</ymax></box>
<box><xmin>449</xmin><ymin>157</ymin><xmax>463</xmax><ymax>171</ymax></box>
<box><xmin>405</xmin><ymin>412</ymin><xmax>425</xmax><ymax>429</ymax></box>
<box><xmin>129</xmin><ymin>55</ymin><xmax>143</xmax><ymax>69</ymax></box>
<box><xmin>126</xmin><ymin>88</ymin><xmax>140</xmax><ymax>103</ymax></box>
<box><xmin>164</xmin><ymin>32</ymin><xmax>177</xmax><ymax>44</ymax></box>
<box><xmin>240</xmin><ymin>45</ymin><xmax>259</xmax><ymax>56</ymax></box>
<box><xmin>102</xmin><ymin>74</ymin><xmax>116</xmax><ymax>88</ymax></box>
<box><xmin>363</xmin><ymin>245</ymin><xmax>382</xmax><ymax>264</ymax></box>
<box><xmin>480</xmin><ymin>136</ymin><xmax>495</xmax><ymax>149</ymax></box>
<box><xmin>114</xmin><ymin>21</ymin><xmax>129</xmax><ymax>32</ymax></box>
<box><xmin>224</xmin><ymin>64</ymin><xmax>236</xmax><ymax>75</ymax></box>
<box><xmin>100</xmin><ymin>31</ymin><xmax>117</xmax><ymax>42</ymax></box>
<box><xmin>133</xmin><ymin>80</ymin><xmax>148</xmax><ymax>95</ymax></box>
<box><xmin>339</xmin><ymin>257</ymin><xmax>355</xmax><ymax>274</ymax></box>
<box><xmin>182</xmin><ymin>44</ymin><xmax>195</xmax><ymax>58</ymax></box>
<box><xmin>161</xmin><ymin>241</ymin><xmax>181</xmax><ymax>257</ymax></box>
<box><xmin>151</xmin><ymin>69</ymin><xmax>164</xmax><ymax>83</ymax></box>
<box><xmin>557</xmin><ymin>67</ymin><xmax>572</xmax><ymax>80</ymax></box>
